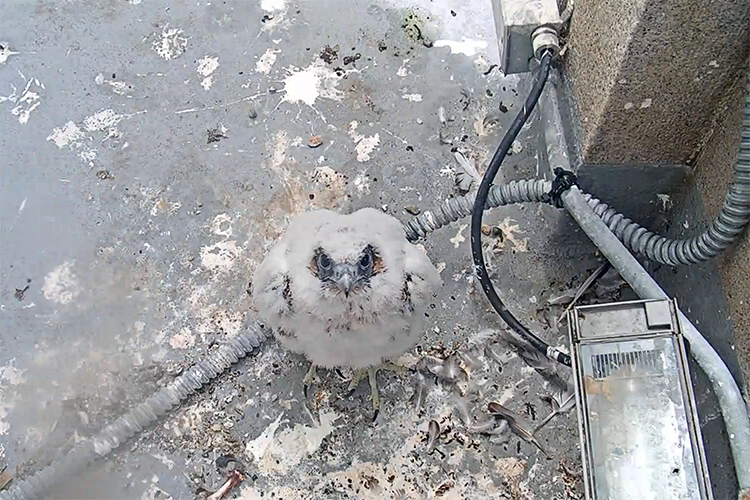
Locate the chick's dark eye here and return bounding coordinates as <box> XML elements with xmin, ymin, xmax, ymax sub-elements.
<box><xmin>359</xmin><ymin>252</ymin><xmax>371</xmax><ymax>268</ymax></box>
<box><xmin>318</xmin><ymin>253</ymin><xmax>332</xmax><ymax>270</ymax></box>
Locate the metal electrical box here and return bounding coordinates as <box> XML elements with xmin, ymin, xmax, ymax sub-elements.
<box><xmin>490</xmin><ymin>0</ymin><xmax>562</xmax><ymax>74</ymax></box>
<box><xmin>568</xmin><ymin>299</ymin><xmax>713</xmax><ymax>500</ymax></box>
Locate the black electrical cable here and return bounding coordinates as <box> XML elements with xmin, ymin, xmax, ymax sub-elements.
<box><xmin>470</xmin><ymin>52</ymin><xmax>571</xmax><ymax>367</ymax></box>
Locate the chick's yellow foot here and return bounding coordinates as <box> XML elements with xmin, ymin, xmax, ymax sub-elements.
<box><xmin>346</xmin><ymin>362</ymin><xmax>406</xmax><ymax>420</ymax></box>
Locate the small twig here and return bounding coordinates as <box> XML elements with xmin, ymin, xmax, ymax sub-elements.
<box><xmin>483</xmin><ymin>64</ymin><xmax>498</xmax><ymax>76</ymax></box>
<box><xmin>381</xmin><ymin>127</ymin><xmax>408</xmax><ymax>145</ymax></box>
<box><xmin>176</xmin><ymin>92</ymin><xmax>267</xmax><ymax>115</ymax></box>
<box><xmin>207</xmin><ymin>471</ymin><xmax>245</xmax><ymax>500</ymax></box>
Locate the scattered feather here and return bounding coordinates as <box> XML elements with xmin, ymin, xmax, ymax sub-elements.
<box><xmin>419</xmin><ymin>355</ymin><xmax>443</xmax><ymax>372</ymax></box>
<box><xmin>468</xmin><ymin>418</ymin><xmax>500</xmax><ymax>434</ymax></box>
<box><xmin>443</xmin><ymin>353</ymin><xmax>469</xmax><ymax>383</ymax></box>
<box><xmin>426</xmin><ymin>420</ymin><xmax>440</xmax><ymax>453</ymax></box>
<box><xmin>549</xmin><ymin>387</ymin><xmax>576</xmax><ymax>410</ymax></box>
<box><xmin>0</xmin><ymin>467</ymin><xmax>12</xmax><ymax>491</ymax></box>
<box><xmin>481</xmin><ymin>244</ymin><xmax>497</xmax><ymax>276</ymax></box>
<box><xmin>498</xmin><ymin>330</ymin><xmax>572</xmax><ymax>392</ymax></box>
<box><xmin>468</xmin><ymin>328</ymin><xmax>498</xmax><ymax>348</ymax></box>
<box><xmin>556</xmin><ymin>262</ymin><xmax>611</xmax><ymax>325</ymax></box>
<box><xmin>535</xmin><ymin>389</ymin><xmax>576</xmax><ymax>433</ymax></box>
<box><xmin>303</xmin><ymin>402</ymin><xmax>320</xmax><ymax>427</ymax></box>
<box><xmin>458</xmin><ymin>350</ymin><xmax>482</xmax><ymax>372</ymax></box>
<box><xmin>489</xmin><ymin>433</ymin><xmax>512</xmax><ymax>445</ymax></box>
<box><xmin>438</xmin><ymin>106</ymin><xmax>447</xmax><ymax>124</ymax></box>
<box><xmin>466</xmin><ymin>417</ymin><xmax>509</xmax><ymax>436</ymax></box>
<box><xmin>485</xmin><ymin>343</ymin><xmax>514</xmax><ymax>365</ymax></box>
<box><xmin>411</xmin><ymin>374</ymin><xmax>428</xmax><ymax>414</ymax></box>
<box><xmin>451</xmin><ymin>395</ymin><xmax>471</xmax><ymax>427</ymax></box>
<box><xmin>418</xmin><ymin>354</ymin><xmax>469</xmax><ymax>384</ymax></box>
<box><xmin>418</xmin><ymin>355</ymin><xmax>445</xmax><ymax>379</ymax></box>
<box><xmin>454</xmin><ymin>151</ymin><xmax>482</xmax><ymax>194</ymax></box>
<box><xmin>547</xmin><ymin>288</ymin><xmax>577</xmax><ymax>306</ymax></box>
<box><xmin>462</xmin><ymin>330</ymin><xmax>496</xmax><ymax>372</ymax></box>
<box><xmin>485</xmin><ymin>419</ymin><xmax>510</xmax><ymax>436</ymax></box>
<box><xmin>488</xmin><ymin>402</ymin><xmax>549</xmax><ymax>457</ymax></box>
<box><xmin>460</xmin><ymin>88</ymin><xmax>471</xmax><ymax>110</ymax></box>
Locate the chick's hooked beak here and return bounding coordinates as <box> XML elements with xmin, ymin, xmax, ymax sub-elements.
<box><xmin>333</xmin><ymin>263</ymin><xmax>357</xmax><ymax>297</ymax></box>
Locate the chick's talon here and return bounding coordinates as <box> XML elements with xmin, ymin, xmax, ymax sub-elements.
<box><xmin>303</xmin><ymin>363</ymin><xmax>319</xmax><ymax>397</ymax></box>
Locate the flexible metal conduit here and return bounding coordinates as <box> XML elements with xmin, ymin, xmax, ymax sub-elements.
<box><xmin>403</xmin><ymin>67</ymin><xmax>750</xmax><ymax>492</ymax></box>
<box><xmin>405</xmin><ymin>144</ymin><xmax>750</xmax><ymax>265</ymax></box>
<box><xmin>538</xmin><ymin>62</ymin><xmax>750</xmax><ymax>495</ymax></box>
<box><xmin>406</xmin><ymin>181</ymin><xmax>750</xmax><ymax>493</ymax></box>
<box><xmin>407</xmin><ymin>70</ymin><xmax>750</xmax><ymax>268</ymax></box>
<box><xmin>403</xmin><ymin>179</ymin><xmax>552</xmax><ymax>241</ymax></box>
<box><xmin>0</xmin><ymin>324</ymin><xmax>269</xmax><ymax>500</ymax></box>
<box><xmin>561</xmin><ymin>185</ymin><xmax>750</xmax><ymax>499</ymax></box>
<box><xmin>586</xmin><ymin>71</ymin><xmax>750</xmax><ymax>266</ymax></box>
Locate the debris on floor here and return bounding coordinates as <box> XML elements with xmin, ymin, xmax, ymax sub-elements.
<box><xmin>0</xmin><ymin>43</ymin><xmax>19</xmax><ymax>65</ymax></box>
<box><xmin>0</xmin><ymin>467</ymin><xmax>12</xmax><ymax>491</ymax></box>
<box><xmin>206</xmin><ymin>470</ymin><xmax>245</xmax><ymax>500</ymax></box>
<box><xmin>319</xmin><ymin>44</ymin><xmax>340</xmax><ymax>64</ymax></box>
<box><xmin>207</xmin><ymin>125</ymin><xmax>228</xmax><ymax>144</ymax></box>
<box><xmin>307</xmin><ymin>135</ymin><xmax>323</xmax><ymax>148</ymax></box>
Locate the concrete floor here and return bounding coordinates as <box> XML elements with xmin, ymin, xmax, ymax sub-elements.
<box><xmin>0</xmin><ymin>1</ymin><xmax>622</xmax><ymax>498</ymax></box>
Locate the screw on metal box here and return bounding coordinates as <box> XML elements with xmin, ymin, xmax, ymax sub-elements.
<box><xmin>567</xmin><ymin>299</ymin><xmax>713</xmax><ymax>500</ymax></box>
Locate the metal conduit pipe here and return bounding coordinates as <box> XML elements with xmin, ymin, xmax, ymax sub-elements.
<box><xmin>403</xmin><ymin>179</ymin><xmax>552</xmax><ymax>242</ymax></box>
<box><xmin>0</xmin><ymin>324</ymin><xmax>270</xmax><ymax>500</ymax></box>
<box><xmin>561</xmin><ymin>185</ymin><xmax>750</xmax><ymax>498</ymax></box>
<box><xmin>537</xmin><ymin>61</ymin><xmax>750</xmax><ymax>495</ymax></box>
<box><xmin>538</xmin><ymin>67</ymin><xmax>570</xmax><ymax>176</ymax></box>
<box><xmin>580</xmin><ymin>70</ymin><xmax>750</xmax><ymax>266</ymax></box>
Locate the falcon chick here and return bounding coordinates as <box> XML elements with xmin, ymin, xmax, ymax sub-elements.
<box><xmin>253</xmin><ymin>208</ymin><xmax>441</xmax><ymax>415</ymax></box>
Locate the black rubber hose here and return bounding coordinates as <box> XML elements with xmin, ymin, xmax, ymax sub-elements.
<box><xmin>470</xmin><ymin>52</ymin><xmax>571</xmax><ymax>367</ymax></box>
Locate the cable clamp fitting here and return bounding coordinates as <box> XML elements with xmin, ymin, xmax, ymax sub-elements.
<box><xmin>546</xmin><ymin>167</ymin><xmax>578</xmax><ymax>208</ymax></box>
<box><xmin>546</xmin><ymin>345</ymin><xmax>572</xmax><ymax>366</ymax></box>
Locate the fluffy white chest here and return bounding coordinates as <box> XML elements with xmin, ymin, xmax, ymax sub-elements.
<box><xmin>273</xmin><ymin>300</ymin><xmax>424</xmax><ymax>369</ymax></box>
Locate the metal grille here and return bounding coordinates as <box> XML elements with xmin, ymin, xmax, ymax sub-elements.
<box><xmin>591</xmin><ymin>349</ymin><xmax>664</xmax><ymax>379</ymax></box>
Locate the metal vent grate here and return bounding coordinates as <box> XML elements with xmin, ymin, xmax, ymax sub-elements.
<box><xmin>591</xmin><ymin>349</ymin><xmax>664</xmax><ymax>379</ymax></box>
